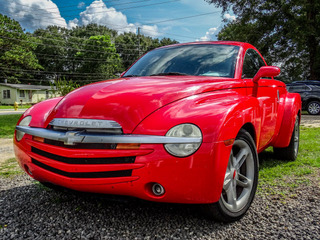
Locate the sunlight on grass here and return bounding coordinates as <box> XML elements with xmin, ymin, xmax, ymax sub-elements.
<box><xmin>259</xmin><ymin>127</ymin><xmax>320</xmax><ymax>190</ymax></box>
<box><xmin>0</xmin><ymin>158</ymin><xmax>22</xmax><ymax>178</ymax></box>
<box><xmin>0</xmin><ymin>114</ymin><xmax>22</xmax><ymax>138</ymax></box>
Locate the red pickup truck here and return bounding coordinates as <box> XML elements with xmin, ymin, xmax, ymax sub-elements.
<box><xmin>14</xmin><ymin>41</ymin><xmax>301</xmax><ymax>222</ymax></box>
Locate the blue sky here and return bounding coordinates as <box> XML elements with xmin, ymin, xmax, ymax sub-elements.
<box><xmin>0</xmin><ymin>0</ymin><xmax>236</xmax><ymax>42</ymax></box>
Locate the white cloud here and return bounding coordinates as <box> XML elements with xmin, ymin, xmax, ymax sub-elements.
<box><xmin>0</xmin><ymin>0</ymin><xmax>67</xmax><ymax>31</ymax></box>
<box><xmin>77</xmin><ymin>2</ymin><xmax>85</xmax><ymax>9</ymax></box>
<box><xmin>198</xmin><ymin>27</ymin><xmax>218</xmax><ymax>41</ymax></box>
<box><xmin>224</xmin><ymin>13</ymin><xmax>236</xmax><ymax>21</ymax></box>
<box><xmin>68</xmin><ymin>0</ymin><xmax>160</xmax><ymax>38</ymax></box>
<box><xmin>139</xmin><ymin>25</ymin><xmax>160</xmax><ymax>38</ymax></box>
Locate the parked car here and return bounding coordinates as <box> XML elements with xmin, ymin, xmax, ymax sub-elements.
<box><xmin>14</xmin><ymin>41</ymin><xmax>301</xmax><ymax>222</ymax></box>
<box><xmin>286</xmin><ymin>81</ymin><xmax>320</xmax><ymax>115</ymax></box>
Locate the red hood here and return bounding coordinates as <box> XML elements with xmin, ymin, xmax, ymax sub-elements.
<box><xmin>46</xmin><ymin>76</ymin><xmax>244</xmax><ymax>133</ymax></box>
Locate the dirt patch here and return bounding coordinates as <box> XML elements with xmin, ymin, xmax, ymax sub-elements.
<box><xmin>0</xmin><ymin>138</ymin><xmax>14</xmax><ymax>165</ymax></box>
<box><xmin>301</xmin><ymin>114</ymin><xmax>320</xmax><ymax>127</ymax></box>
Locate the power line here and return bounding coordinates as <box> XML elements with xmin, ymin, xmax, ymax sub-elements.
<box><xmin>0</xmin><ymin>66</ymin><xmax>128</xmax><ymax>76</ymax></box>
<box><xmin>145</xmin><ymin>11</ymin><xmax>221</xmax><ymax>25</ymax></box>
<box><xmin>2</xmin><ymin>0</ymin><xmax>180</xmax><ymax>24</ymax></box>
<box><xmin>0</xmin><ymin>76</ymin><xmax>117</xmax><ymax>83</ymax></box>
<box><xmin>12</xmin><ymin>0</ymin><xmax>151</xmax><ymax>13</ymax></box>
<box><xmin>1</xmin><ymin>16</ymin><xmax>196</xmax><ymax>42</ymax></box>
<box><xmin>1</xmin><ymin>28</ymin><xmax>143</xmax><ymax>51</ymax></box>
<box><xmin>0</xmin><ymin>35</ymin><xmax>125</xmax><ymax>55</ymax></box>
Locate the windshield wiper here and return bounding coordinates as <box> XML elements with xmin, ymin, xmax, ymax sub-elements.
<box><xmin>150</xmin><ymin>72</ymin><xmax>188</xmax><ymax>76</ymax></box>
<box><xmin>122</xmin><ymin>74</ymin><xmax>140</xmax><ymax>78</ymax></box>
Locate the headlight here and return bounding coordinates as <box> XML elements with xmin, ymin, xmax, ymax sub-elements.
<box><xmin>16</xmin><ymin>116</ymin><xmax>32</xmax><ymax>141</ymax></box>
<box><xmin>164</xmin><ymin>124</ymin><xmax>202</xmax><ymax>157</ymax></box>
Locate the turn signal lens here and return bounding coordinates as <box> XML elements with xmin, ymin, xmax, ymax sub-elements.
<box><xmin>116</xmin><ymin>143</ymin><xmax>140</xmax><ymax>150</ymax></box>
<box><xmin>33</xmin><ymin>136</ymin><xmax>45</xmax><ymax>143</ymax></box>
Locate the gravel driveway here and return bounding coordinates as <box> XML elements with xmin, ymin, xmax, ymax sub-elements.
<box><xmin>0</xmin><ymin>115</ymin><xmax>319</xmax><ymax>239</ymax></box>
<box><xmin>0</xmin><ymin>174</ymin><xmax>319</xmax><ymax>239</ymax></box>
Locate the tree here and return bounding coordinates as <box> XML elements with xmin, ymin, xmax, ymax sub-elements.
<box><xmin>115</xmin><ymin>33</ymin><xmax>178</xmax><ymax>70</ymax></box>
<box><xmin>33</xmin><ymin>24</ymin><xmax>123</xmax><ymax>84</ymax></box>
<box><xmin>75</xmin><ymin>35</ymin><xmax>122</xmax><ymax>80</ymax></box>
<box><xmin>206</xmin><ymin>0</ymin><xmax>320</xmax><ymax>82</ymax></box>
<box><xmin>50</xmin><ymin>78</ymin><xmax>80</xmax><ymax>96</ymax></box>
<box><xmin>33</xmin><ymin>26</ymin><xmax>69</xmax><ymax>81</ymax></box>
<box><xmin>0</xmin><ymin>14</ymin><xmax>42</xmax><ymax>83</ymax></box>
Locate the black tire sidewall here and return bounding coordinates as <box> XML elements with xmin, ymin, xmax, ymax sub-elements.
<box><xmin>217</xmin><ymin>129</ymin><xmax>259</xmax><ymax>221</ymax></box>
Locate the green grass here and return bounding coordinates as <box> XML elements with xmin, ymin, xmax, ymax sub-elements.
<box><xmin>0</xmin><ymin>105</ymin><xmax>31</xmax><ymax>109</ymax></box>
<box><xmin>0</xmin><ymin>114</ymin><xmax>22</xmax><ymax>138</ymax></box>
<box><xmin>0</xmin><ymin>158</ymin><xmax>22</xmax><ymax>178</ymax></box>
<box><xmin>258</xmin><ymin>127</ymin><xmax>320</xmax><ymax>193</ymax></box>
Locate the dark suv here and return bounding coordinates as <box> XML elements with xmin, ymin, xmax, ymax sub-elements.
<box><xmin>286</xmin><ymin>81</ymin><xmax>320</xmax><ymax>115</ymax></box>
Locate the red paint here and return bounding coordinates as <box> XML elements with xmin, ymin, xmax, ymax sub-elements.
<box><xmin>14</xmin><ymin>41</ymin><xmax>301</xmax><ymax>204</ymax></box>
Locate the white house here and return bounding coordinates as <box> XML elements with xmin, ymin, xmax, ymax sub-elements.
<box><xmin>0</xmin><ymin>83</ymin><xmax>53</xmax><ymax>105</ymax></box>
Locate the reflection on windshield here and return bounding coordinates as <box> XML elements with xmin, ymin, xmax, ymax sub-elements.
<box><xmin>123</xmin><ymin>44</ymin><xmax>240</xmax><ymax>78</ymax></box>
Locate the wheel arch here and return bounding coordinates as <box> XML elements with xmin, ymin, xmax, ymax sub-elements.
<box><xmin>241</xmin><ymin>122</ymin><xmax>257</xmax><ymax>146</ymax></box>
<box><xmin>306</xmin><ymin>97</ymin><xmax>320</xmax><ymax>103</ymax></box>
<box><xmin>272</xmin><ymin>92</ymin><xmax>301</xmax><ymax>148</ymax></box>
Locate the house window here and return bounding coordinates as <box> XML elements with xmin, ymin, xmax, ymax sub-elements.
<box><xmin>3</xmin><ymin>90</ymin><xmax>10</xmax><ymax>99</ymax></box>
<box><xmin>20</xmin><ymin>90</ymin><xmax>25</xmax><ymax>98</ymax></box>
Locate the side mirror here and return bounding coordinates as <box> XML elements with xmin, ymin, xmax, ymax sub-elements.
<box><xmin>252</xmin><ymin>66</ymin><xmax>280</xmax><ymax>83</ymax></box>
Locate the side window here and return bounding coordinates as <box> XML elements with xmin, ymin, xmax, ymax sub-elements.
<box><xmin>290</xmin><ymin>84</ymin><xmax>308</xmax><ymax>92</ymax></box>
<box><xmin>242</xmin><ymin>49</ymin><xmax>266</xmax><ymax>78</ymax></box>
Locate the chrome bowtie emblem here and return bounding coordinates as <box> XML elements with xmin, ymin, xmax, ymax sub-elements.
<box><xmin>60</xmin><ymin>131</ymin><xmax>84</xmax><ymax>145</ymax></box>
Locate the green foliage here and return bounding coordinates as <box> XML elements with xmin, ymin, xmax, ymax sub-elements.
<box><xmin>75</xmin><ymin>35</ymin><xmax>122</xmax><ymax>80</ymax></box>
<box><xmin>0</xmin><ymin>14</ymin><xmax>43</xmax><ymax>83</ymax></box>
<box><xmin>50</xmin><ymin>78</ymin><xmax>80</xmax><ymax>96</ymax></box>
<box><xmin>0</xmin><ymin>114</ymin><xmax>22</xmax><ymax>138</ymax></box>
<box><xmin>207</xmin><ymin>0</ymin><xmax>320</xmax><ymax>82</ymax></box>
<box><xmin>115</xmin><ymin>33</ymin><xmax>178</xmax><ymax>69</ymax></box>
<box><xmin>33</xmin><ymin>26</ymin><xmax>69</xmax><ymax>81</ymax></box>
<box><xmin>1</xmin><ymin>15</ymin><xmax>179</xmax><ymax>84</ymax></box>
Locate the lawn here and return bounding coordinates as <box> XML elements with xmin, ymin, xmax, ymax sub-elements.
<box><xmin>0</xmin><ymin>114</ymin><xmax>22</xmax><ymax>138</ymax></box>
<box><xmin>259</xmin><ymin>127</ymin><xmax>320</xmax><ymax>182</ymax></box>
<box><xmin>0</xmin><ymin>105</ymin><xmax>31</xmax><ymax>109</ymax></box>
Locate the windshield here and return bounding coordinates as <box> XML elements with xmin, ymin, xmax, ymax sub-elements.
<box><xmin>123</xmin><ymin>44</ymin><xmax>240</xmax><ymax>78</ymax></box>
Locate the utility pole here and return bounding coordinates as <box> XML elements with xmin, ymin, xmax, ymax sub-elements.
<box><xmin>138</xmin><ymin>27</ymin><xmax>141</xmax><ymax>57</ymax></box>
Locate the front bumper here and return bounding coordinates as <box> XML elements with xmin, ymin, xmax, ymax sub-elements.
<box><xmin>14</xmin><ymin>129</ymin><xmax>230</xmax><ymax>204</ymax></box>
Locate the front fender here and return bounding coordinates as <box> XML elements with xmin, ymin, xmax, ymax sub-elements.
<box><xmin>17</xmin><ymin>97</ymin><xmax>63</xmax><ymax>127</ymax></box>
<box><xmin>133</xmin><ymin>89</ymin><xmax>261</xmax><ymax>202</ymax></box>
<box><xmin>272</xmin><ymin>93</ymin><xmax>301</xmax><ymax>148</ymax></box>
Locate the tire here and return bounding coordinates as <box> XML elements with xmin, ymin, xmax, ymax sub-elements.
<box><xmin>273</xmin><ymin>116</ymin><xmax>299</xmax><ymax>161</ymax></box>
<box><xmin>307</xmin><ymin>101</ymin><xmax>320</xmax><ymax>115</ymax></box>
<box><xmin>203</xmin><ymin>129</ymin><xmax>259</xmax><ymax>222</ymax></box>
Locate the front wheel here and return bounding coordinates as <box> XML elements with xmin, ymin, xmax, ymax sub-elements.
<box><xmin>307</xmin><ymin>101</ymin><xmax>320</xmax><ymax>115</ymax></box>
<box><xmin>203</xmin><ymin>129</ymin><xmax>259</xmax><ymax>222</ymax></box>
